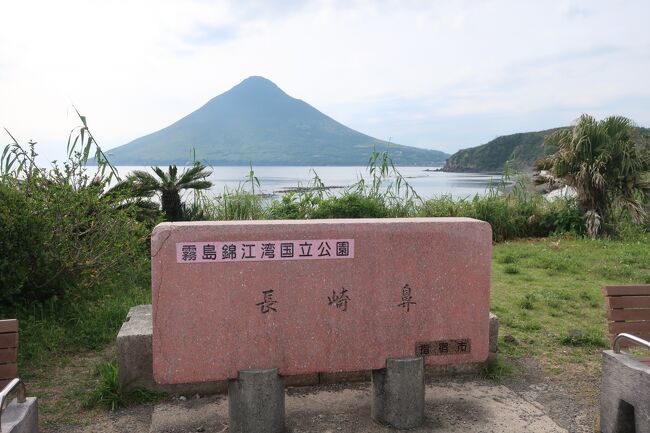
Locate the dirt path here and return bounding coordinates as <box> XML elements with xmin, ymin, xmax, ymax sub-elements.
<box><xmin>32</xmin><ymin>355</ymin><xmax>598</xmax><ymax>433</ymax></box>
<box><xmin>502</xmin><ymin>357</ymin><xmax>599</xmax><ymax>433</ymax></box>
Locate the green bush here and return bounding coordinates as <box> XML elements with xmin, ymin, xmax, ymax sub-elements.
<box><xmin>214</xmin><ymin>187</ymin><xmax>265</xmax><ymax>221</ymax></box>
<box><xmin>267</xmin><ymin>191</ymin><xmax>318</xmax><ymax>220</ymax></box>
<box><xmin>311</xmin><ymin>192</ymin><xmax>389</xmax><ymax>219</ymax></box>
<box><xmin>0</xmin><ymin>185</ymin><xmax>47</xmax><ymax>303</ymax></box>
<box><xmin>0</xmin><ymin>178</ymin><xmax>149</xmax><ymax>305</ymax></box>
<box><xmin>0</xmin><ymin>129</ymin><xmax>151</xmax><ymax>306</ymax></box>
<box><xmin>538</xmin><ymin>198</ymin><xmax>585</xmax><ymax>236</ymax></box>
<box><xmin>419</xmin><ymin>190</ymin><xmax>585</xmax><ymax>241</ymax></box>
<box><xmin>0</xmin><ymin>126</ymin><xmax>155</xmax><ymax>366</ymax></box>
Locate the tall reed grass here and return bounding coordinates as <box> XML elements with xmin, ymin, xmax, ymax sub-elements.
<box><xmin>184</xmin><ymin>152</ymin><xmax>587</xmax><ymax>241</ymax></box>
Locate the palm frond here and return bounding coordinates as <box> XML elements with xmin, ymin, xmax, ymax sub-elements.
<box><xmin>545</xmin><ymin>114</ymin><xmax>648</xmax><ymax>236</ymax></box>
<box><xmin>152</xmin><ymin>166</ymin><xmax>169</xmax><ymax>183</ymax></box>
<box><xmin>178</xmin><ymin>163</ymin><xmax>212</xmax><ymax>185</ymax></box>
<box><xmin>180</xmin><ymin>180</ymin><xmax>212</xmax><ymax>191</ymax></box>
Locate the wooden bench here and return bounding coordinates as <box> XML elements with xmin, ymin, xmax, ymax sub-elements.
<box><xmin>0</xmin><ymin>320</ymin><xmax>18</xmax><ymax>391</ymax></box>
<box><xmin>602</xmin><ymin>285</ymin><xmax>650</xmax><ymax>365</ymax></box>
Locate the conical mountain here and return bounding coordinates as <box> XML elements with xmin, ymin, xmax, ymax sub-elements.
<box><xmin>105</xmin><ymin>76</ymin><xmax>449</xmax><ymax>165</ymax></box>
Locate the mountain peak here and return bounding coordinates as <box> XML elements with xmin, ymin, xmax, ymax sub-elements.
<box><xmin>104</xmin><ymin>77</ymin><xmax>449</xmax><ymax>166</ymax></box>
<box><xmin>241</xmin><ymin>75</ymin><xmax>275</xmax><ymax>85</ymax></box>
<box><xmin>228</xmin><ymin>76</ymin><xmax>284</xmax><ymax>96</ymax></box>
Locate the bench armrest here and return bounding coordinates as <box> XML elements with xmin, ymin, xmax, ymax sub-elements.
<box><xmin>614</xmin><ymin>333</ymin><xmax>650</xmax><ymax>353</ymax></box>
<box><xmin>0</xmin><ymin>378</ymin><xmax>26</xmax><ymax>432</ymax></box>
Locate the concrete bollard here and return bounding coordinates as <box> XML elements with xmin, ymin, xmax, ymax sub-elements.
<box><xmin>228</xmin><ymin>368</ymin><xmax>285</xmax><ymax>433</ymax></box>
<box><xmin>371</xmin><ymin>357</ymin><xmax>425</xmax><ymax>429</ymax></box>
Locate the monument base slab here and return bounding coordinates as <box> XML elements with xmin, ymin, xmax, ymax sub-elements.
<box><xmin>117</xmin><ymin>305</ymin><xmax>500</xmax><ymax>395</ymax></box>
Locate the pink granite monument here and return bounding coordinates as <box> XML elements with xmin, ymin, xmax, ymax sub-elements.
<box><xmin>152</xmin><ymin>218</ymin><xmax>492</xmax><ymax>384</ymax></box>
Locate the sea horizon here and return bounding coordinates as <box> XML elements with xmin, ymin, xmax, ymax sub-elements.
<box><xmin>103</xmin><ymin>165</ymin><xmax>505</xmax><ymax>200</ymax></box>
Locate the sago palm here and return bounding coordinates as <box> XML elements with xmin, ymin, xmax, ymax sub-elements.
<box><xmin>125</xmin><ymin>163</ymin><xmax>213</xmax><ymax>221</ymax></box>
<box><xmin>544</xmin><ymin>114</ymin><xmax>650</xmax><ymax>237</ymax></box>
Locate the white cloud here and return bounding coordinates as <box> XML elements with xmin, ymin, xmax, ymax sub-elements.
<box><xmin>0</xmin><ymin>0</ymin><xmax>648</xmax><ymax>160</ymax></box>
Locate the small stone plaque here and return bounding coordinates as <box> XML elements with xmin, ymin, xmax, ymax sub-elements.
<box><xmin>415</xmin><ymin>339</ymin><xmax>471</xmax><ymax>356</ymax></box>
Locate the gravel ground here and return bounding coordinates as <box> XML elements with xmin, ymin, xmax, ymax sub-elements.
<box><xmin>46</xmin><ymin>359</ymin><xmax>596</xmax><ymax>433</ymax></box>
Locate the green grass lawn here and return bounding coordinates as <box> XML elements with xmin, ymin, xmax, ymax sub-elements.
<box><xmin>491</xmin><ymin>232</ymin><xmax>650</xmax><ymax>399</ymax></box>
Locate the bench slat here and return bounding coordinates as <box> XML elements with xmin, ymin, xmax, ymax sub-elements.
<box><xmin>0</xmin><ymin>348</ymin><xmax>17</xmax><ymax>363</ymax></box>
<box><xmin>0</xmin><ymin>333</ymin><xmax>18</xmax><ymax>349</ymax></box>
<box><xmin>607</xmin><ymin>297</ymin><xmax>650</xmax><ymax>309</ymax></box>
<box><xmin>608</xmin><ymin>309</ymin><xmax>650</xmax><ymax>321</ymax></box>
<box><xmin>608</xmin><ymin>322</ymin><xmax>650</xmax><ymax>334</ymax></box>
<box><xmin>603</xmin><ymin>285</ymin><xmax>650</xmax><ymax>296</ymax></box>
<box><xmin>0</xmin><ymin>378</ymin><xmax>10</xmax><ymax>390</ymax></box>
<box><xmin>0</xmin><ymin>363</ymin><xmax>17</xmax><ymax>380</ymax></box>
<box><xmin>0</xmin><ymin>320</ymin><xmax>18</xmax><ymax>334</ymax></box>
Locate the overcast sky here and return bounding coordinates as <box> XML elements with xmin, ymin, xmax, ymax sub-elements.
<box><xmin>1</xmin><ymin>0</ymin><xmax>649</xmax><ymax>162</ymax></box>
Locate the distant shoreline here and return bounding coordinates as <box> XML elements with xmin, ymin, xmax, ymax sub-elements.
<box><xmin>86</xmin><ymin>165</ymin><xmax>500</xmax><ymax>200</ymax></box>
<box><xmin>89</xmin><ymin>161</ymin><xmax>448</xmax><ymax>168</ymax></box>
<box><xmin>89</xmin><ymin>162</ymin><xmax>507</xmax><ymax>176</ymax></box>
<box><xmin>432</xmin><ymin>167</ymin><xmax>504</xmax><ymax>175</ymax></box>
<box><xmin>91</xmin><ymin>162</ymin><xmax>506</xmax><ymax>175</ymax></box>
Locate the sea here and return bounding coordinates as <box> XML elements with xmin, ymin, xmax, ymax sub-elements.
<box><xmin>111</xmin><ymin>166</ymin><xmax>504</xmax><ymax>200</ymax></box>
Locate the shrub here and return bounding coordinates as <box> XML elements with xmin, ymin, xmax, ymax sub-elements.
<box><xmin>419</xmin><ymin>178</ymin><xmax>586</xmax><ymax>241</ymax></box>
<box><xmin>0</xmin><ymin>125</ymin><xmax>150</xmax><ymax>306</ymax></box>
<box><xmin>311</xmin><ymin>192</ymin><xmax>389</xmax><ymax>219</ymax></box>
<box><xmin>0</xmin><ymin>177</ymin><xmax>149</xmax><ymax>305</ymax></box>
<box><xmin>267</xmin><ymin>191</ymin><xmax>317</xmax><ymax>220</ymax></box>
<box><xmin>0</xmin><ymin>185</ymin><xmax>46</xmax><ymax>303</ymax></box>
<box><xmin>214</xmin><ymin>186</ymin><xmax>265</xmax><ymax>220</ymax></box>
<box><xmin>538</xmin><ymin>198</ymin><xmax>585</xmax><ymax>236</ymax></box>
